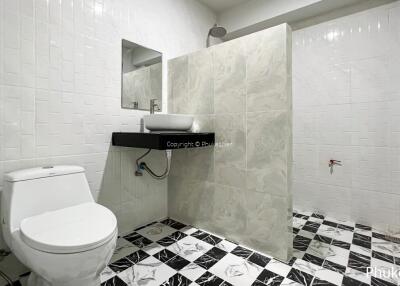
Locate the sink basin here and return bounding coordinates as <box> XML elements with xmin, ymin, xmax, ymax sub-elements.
<box><xmin>144</xmin><ymin>114</ymin><xmax>194</xmax><ymax>131</ymax></box>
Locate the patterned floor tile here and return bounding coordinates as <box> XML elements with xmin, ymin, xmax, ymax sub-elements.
<box><xmin>248</xmin><ymin>252</ymin><xmax>271</xmax><ymax>268</ymax></box>
<box><xmin>215</xmin><ymin>240</ymin><xmax>238</xmax><ymax>253</ymax></box>
<box><xmin>100</xmin><ymin>266</ymin><xmax>116</xmax><ymax>283</ymax></box>
<box><xmin>122</xmin><ymin>231</ymin><xmax>142</xmax><ymax>243</ymax></box>
<box><xmin>154</xmin><ymin>249</ymin><xmax>177</xmax><ymax>263</ymax></box>
<box><xmin>345</xmin><ymin>267</ymin><xmax>371</xmax><ymax>285</ymax></box>
<box><xmin>101</xmin><ymin>275</ymin><xmax>127</xmax><ymax>286</ymax></box>
<box><xmin>353</xmin><ymin>233</ymin><xmax>372</xmax><ymax>249</ymax></box>
<box><xmin>372</xmin><ymin>250</ymin><xmax>395</xmax><ymax>264</ymax></box>
<box><xmin>347</xmin><ymin>251</ymin><xmax>371</xmax><ymax>273</ymax></box>
<box><xmin>298</xmin><ymin>230</ymin><xmax>316</xmax><ymax>240</ymax></box>
<box><xmin>314</xmin><ymin>267</ymin><xmax>343</xmax><ymax>286</ymax></box>
<box><xmin>303</xmin><ymin>253</ymin><xmax>324</xmax><ymax>266</ymax></box>
<box><xmin>372</xmin><ymin>237</ymin><xmax>400</xmax><ymax>258</ymax></box>
<box><xmin>205</xmin><ymin>247</ymin><xmax>228</xmax><ymax>260</ymax></box>
<box><xmin>341</xmin><ymin>275</ymin><xmax>369</xmax><ymax>286</ymax></box>
<box><xmin>370</xmin><ymin>258</ymin><xmax>400</xmax><ymax>285</ymax></box>
<box><xmin>108</xmin><ymin>249</ymin><xmax>150</xmax><ymax>273</ymax></box>
<box><xmin>143</xmin><ymin>242</ymin><xmax>166</xmax><ymax>256</ymax></box>
<box><xmin>323</xmin><ymin>245</ymin><xmax>350</xmax><ymax>266</ymax></box>
<box><xmin>331</xmin><ymin>240</ymin><xmax>351</xmax><ymax>251</ymax></box>
<box><xmin>158</xmin><ymin>231</ymin><xmax>188</xmax><ymax>247</ymax></box>
<box><xmin>292</xmin><ymin>258</ymin><xmax>321</xmax><ymax>276</ymax></box>
<box><xmin>231</xmin><ymin>245</ymin><xmax>253</xmax><ymax>259</ymax></box>
<box><xmin>293</xmin><ymin>217</ymin><xmax>308</xmax><ymax>229</ymax></box>
<box><xmin>161</xmin><ymin>273</ymin><xmax>192</xmax><ymax>286</ymax></box>
<box><xmin>265</xmin><ymin>258</ymin><xmax>292</xmax><ymax>277</ymax></box>
<box><xmin>179</xmin><ymin>263</ymin><xmax>208</xmax><ymax>282</ymax></box>
<box><xmin>195</xmin><ymin>271</ymin><xmax>224</xmax><ymax>286</ymax></box>
<box><xmin>294</xmin><ymin>235</ymin><xmax>312</xmax><ymax>251</ymax></box>
<box><xmin>161</xmin><ymin>218</ymin><xmax>188</xmax><ymax>230</ymax></box>
<box><xmin>193</xmin><ymin>254</ymin><xmax>220</xmax><ymax>270</ymax></box>
<box><xmin>293</xmin><ymin>249</ymin><xmax>306</xmax><ymax>259</ymax></box>
<box><xmin>111</xmin><ymin>237</ymin><xmax>140</xmax><ymax>263</ymax></box>
<box><xmin>371</xmin><ymin>276</ymin><xmax>398</xmax><ymax>286</ymax></box>
<box><xmin>166</xmin><ymin>255</ymin><xmax>191</xmax><ymax>271</ymax></box>
<box><xmin>302</xmin><ymin>221</ymin><xmax>321</xmax><ymax>233</ymax></box>
<box><xmin>287</xmin><ymin>268</ymin><xmax>314</xmax><ymax>285</ymax></box>
<box><xmin>322</xmin><ymin>260</ymin><xmax>346</xmax><ymax>275</ymax></box>
<box><xmin>256</xmin><ymin>269</ymin><xmax>285</xmax><ymax>285</ymax></box>
<box><xmin>350</xmin><ymin>244</ymin><xmax>372</xmax><ymax>257</ymax></box>
<box><xmin>118</xmin><ymin>256</ymin><xmax>176</xmax><ymax>285</ymax></box>
<box><xmin>208</xmin><ymin>253</ymin><xmax>263</xmax><ymax>286</ymax></box>
<box><xmin>305</xmin><ymin>240</ymin><xmax>333</xmax><ymax>259</ymax></box>
<box><xmin>167</xmin><ymin>235</ymin><xmax>214</xmax><ymax>262</ymax></box>
<box><xmin>191</xmin><ymin>230</ymin><xmax>222</xmax><ymax>246</ymax></box>
<box><xmin>14</xmin><ymin>213</ymin><xmax>400</xmax><ymax>286</ymax></box>
<box><xmin>314</xmin><ymin>235</ymin><xmax>332</xmax><ymax>245</ymax></box>
<box><xmin>180</xmin><ymin>226</ymin><xmax>199</xmax><ymax>235</ymax></box>
<box><xmin>124</xmin><ymin>232</ymin><xmax>153</xmax><ymax>248</ymax></box>
<box><xmin>137</xmin><ymin>222</ymin><xmax>177</xmax><ymax>242</ymax></box>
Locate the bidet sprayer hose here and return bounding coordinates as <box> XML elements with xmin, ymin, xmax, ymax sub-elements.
<box><xmin>136</xmin><ymin>149</ymin><xmax>152</xmax><ymax>171</ymax></box>
<box><xmin>136</xmin><ymin>149</ymin><xmax>172</xmax><ymax>180</ymax></box>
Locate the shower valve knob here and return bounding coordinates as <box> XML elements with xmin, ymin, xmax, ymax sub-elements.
<box><xmin>329</xmin><ymin>159</ymin><xmax>342</xmax><ymax>166</ymax></box>
<box><xmin>329</xmin><ymin>159</ymin><xmax>342</xmax><ymax>175</ymax></box>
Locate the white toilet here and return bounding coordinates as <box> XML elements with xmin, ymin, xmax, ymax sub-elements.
<box><xmin>1</xmin><ymin>166</ymin><xmax>118</xmax><ymax>286</ymax></box>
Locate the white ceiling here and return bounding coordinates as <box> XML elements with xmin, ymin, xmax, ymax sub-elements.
<box><xmin>198</xmin><ymin>0</ymin><xmax>251</xmax><ymax>13</ymax></box>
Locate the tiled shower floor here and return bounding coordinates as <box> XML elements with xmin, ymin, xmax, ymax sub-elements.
<box><xmin>13</xmin><ymin>211</ymin><xmax>400</xmax><ymax>286</ymax></box>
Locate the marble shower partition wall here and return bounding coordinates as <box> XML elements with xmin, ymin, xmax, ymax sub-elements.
<box><xmin>167</xmin><ymin>24</ymin><xmax>293</xmax><ymax>261</ymax></box>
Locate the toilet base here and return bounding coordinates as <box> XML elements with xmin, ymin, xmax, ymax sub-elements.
<box><xmin>27</xmin><ymin>272</ymin><xmax>100</xmax><ymax>286</ymax></box>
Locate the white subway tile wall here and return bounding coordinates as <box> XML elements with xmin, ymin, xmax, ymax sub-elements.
<box><xmin>293</xmin><ymin>2</ymin><xmax>400</xmax><ymax>232</ymax></box>
<box><xmin>0</xmin><ymin>0</ymin><xmax>216</xmax><ymax>281</ymax></box>
<box><xmin>0</xmin><ymin>0</ymin><xmax>216</xmax><ymax>244</ymax></box>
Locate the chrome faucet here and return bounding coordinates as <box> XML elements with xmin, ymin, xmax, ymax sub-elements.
<box><xmin>150</xmin><ymin>99</ymin><xmax>160</xmax><ymax>114</ymax></box>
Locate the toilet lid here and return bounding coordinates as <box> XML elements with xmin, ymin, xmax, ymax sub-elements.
<box><xmin>20</xmin><ymin>203</ymin><xmax>117</xmax><ymax>254</ymax></box>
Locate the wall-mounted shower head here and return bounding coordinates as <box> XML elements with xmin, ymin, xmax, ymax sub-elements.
<box><xmin>208</xmin><ymin>24</ymin><xmax>227</xmax><ymax>38</ymax></box>
<box><xmin>207</xmin><ymin>24</ymin><xmax>227</xmax><ymax>47</ymax></box>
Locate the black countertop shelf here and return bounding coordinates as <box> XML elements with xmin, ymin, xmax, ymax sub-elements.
<box><xmin>112</xmin><ymin>132</ymin><xmax>215</xmax><ymax>150</ymax></box>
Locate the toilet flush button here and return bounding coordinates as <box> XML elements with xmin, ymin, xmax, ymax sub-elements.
<box><xmin>42</xmin><ymin>166</ymin><xmax>54</xmax><ymax>169</ymax></box>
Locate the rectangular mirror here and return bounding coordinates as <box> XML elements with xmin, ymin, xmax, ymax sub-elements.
<box><xmin>121</xmin><ymin>39</ymin><xmax>162</xmax><ymax>110</ymax></box>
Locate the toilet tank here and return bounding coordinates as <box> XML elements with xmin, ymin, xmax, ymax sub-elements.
<box><xmin>1</xmin><ymin>166</ymin><xmax>94</xmax><ymax>235</ymax></box>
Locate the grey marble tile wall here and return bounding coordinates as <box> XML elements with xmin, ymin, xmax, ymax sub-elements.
<box><xmin>167</xmin><ymin>24</ymin><xmax>293</xmax><ymax>261</ymax></box>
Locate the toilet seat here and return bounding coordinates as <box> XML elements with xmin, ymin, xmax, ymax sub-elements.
<box><xmin>20</xmin><ymin>202</ymin><xmax>117</xmax><ymax>254</ymax></box>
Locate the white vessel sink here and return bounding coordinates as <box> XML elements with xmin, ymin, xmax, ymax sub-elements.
<box><xmin>144</xmin><ymin>114</ymin><xmax>194</xmax><ymax>131</ymax></box>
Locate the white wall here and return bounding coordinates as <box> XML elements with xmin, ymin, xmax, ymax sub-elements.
<box><xmin>217</xmin><ymin>0</ymin><xmax>394</xmax><ymax>39</ymax></box>
<box><xmin>0</xmin><ymin>0</ymin><xmax>215</xmax><ymax>280</ymax></box>
<box><xmin>218</xmin><ymin>0</ymin><xmax>322</xmax><ymax>32</ymax></box>
<box><xmin>293</xmin><ymin>1</ymin><xmax>400</xmax><ymax>232</ymax></box>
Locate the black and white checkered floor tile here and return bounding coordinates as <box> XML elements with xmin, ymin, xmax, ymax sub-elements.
<box><xmin>100</xmin><ymin>212</ymin><xmax>400</xmax><ymax>286</ymax></box>
<box><xmin>292</xmin><ymin>211</ymin><xmax>400</xmax><ymax>286</ymax></box>
<box><xmin>13</xmin><ymin>211</ymin><xmax>400</xmax><ymax>286</ymax></box>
